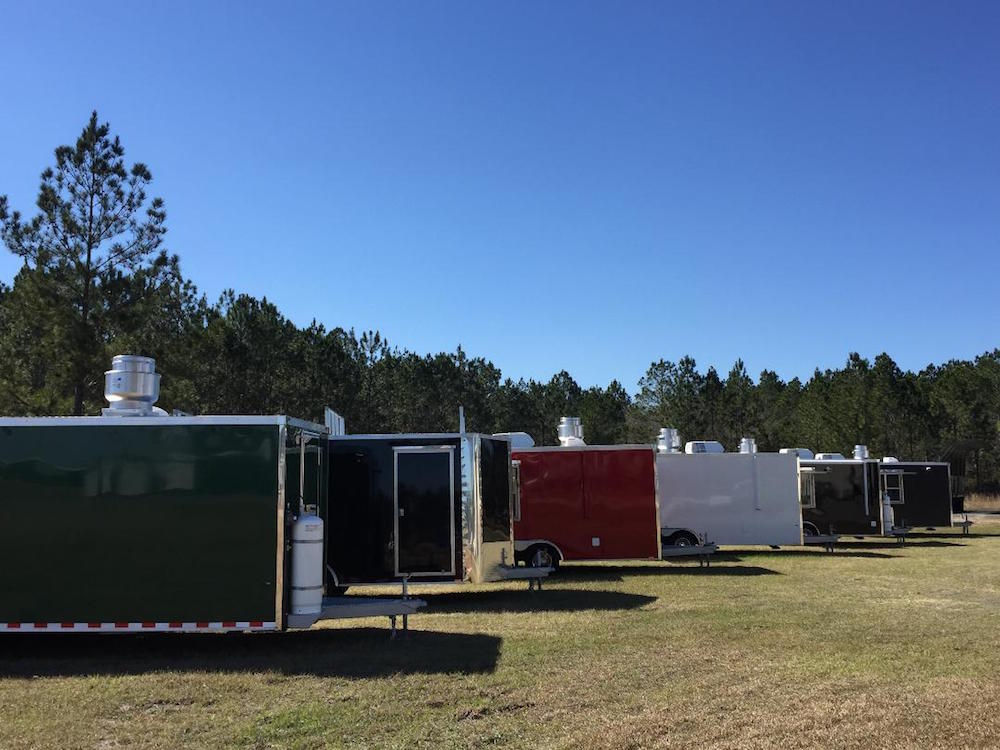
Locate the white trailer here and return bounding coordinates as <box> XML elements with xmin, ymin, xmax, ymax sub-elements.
<box><xmin>657</xmin><ymin>452</ymin><xmax>803</xmax><ymax>547</ymax></box>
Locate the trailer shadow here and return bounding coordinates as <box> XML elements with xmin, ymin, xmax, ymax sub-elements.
<box><xmin>0</xmin><ymin>627</ymin><xmax>501</xmax><ymax>679</ymax></box>
<box><xmin>903</xmin><ymin>530</ymin><xmax>1000</xmax><ymax>539</ymax></box>
<box><xmin>834</xmin><ymin>540</ymin><xmax>966</xmax><ymax>549</ymax></box>
<box><xmin>714</xmin><ymin>549</ymin><xmax>898</xmax><ymax>561</ymax></box>
<box><xmin>544</xmin><ymin>564</ymin><xmax>781</xmax><ymax>585</ymax></box>
<box><xmin>417</xmin><ymin>587</ymin><xmax>657</xmax><ymax>614</ymax></box>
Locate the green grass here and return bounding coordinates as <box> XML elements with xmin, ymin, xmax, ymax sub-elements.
<box><xmin>4</xmin><ymin>524</ymin><xmax>1000</xmax><ymax>748</ymax></box>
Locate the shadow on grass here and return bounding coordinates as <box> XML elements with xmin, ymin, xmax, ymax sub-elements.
<box><xmin>419</xmin><ymin>587</ymin><xmax>658</xmax><ymax>613</ymax></box>
<box><xmin>0</xmin><ymin>627</ymin><xmax>501</xmax><ymax>679</ymax></box>
<box><xmin>902</xmin><ymin>530</ymin><xmax>1000</xmax><ymax>540</ymax></box>
<box><xmin>834</xmin><ymin>540</ymin><xmax>966</xmax><ymax>549</ymax></box>
<box><xmin>539</xmin><ymin>564</ymin><xmax>780</xmax><ymax>586</ymax></box>
<box><xmin>714</xmin><ymin>549</ymin><xmax>898</xmax><ymax>561</ymax></box>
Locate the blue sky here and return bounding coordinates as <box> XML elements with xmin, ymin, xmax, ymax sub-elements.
<box><xmin>1</xmin><ymin>1</ymin><xmax>998</xmax><ymax>390</ymax></box>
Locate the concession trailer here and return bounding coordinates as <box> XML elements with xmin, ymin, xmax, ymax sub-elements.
<box><xmin>325</xmin><ymin>425</ymin><xmax>548</xmax><ymax>589</ymax></box>
<box><xmin>657</xmin><ymin>433</ymin><xmax>803</xmax><ymax>547</ymax></box>
<box><xmin>879</xmin><ymin>458</ymin><xmax>953</xmax><ymax>530</ymax></box>
<box><xmin>511</xmin><ymin>418</ymin><xmax>661</xmax><ymax>568</ymax></box>
<box><xmin>0</xmin><ymin>356</ymin><xmax>423</xmax><ymax>635</ymax></box>
<box><xmin>790</xmin><ymin>447</ymin><xmax>885</xmax><ymax>537</ymax></box>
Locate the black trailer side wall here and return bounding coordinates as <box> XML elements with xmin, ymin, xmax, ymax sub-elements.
<box><xmin>888</xmin><ymin>463</ymin><xmax>953</xmax><ymax>529</ymax></box>
<box><xmin>802</xmin><ymin>460</ymin><xmax>881</xmax><ymax>536</ymax></box>
<box><xmin>0</xmin><ymin>423</ymin><xmax>281</xmax><ymax>624</ymax></box>
<box><xmin>326</xmin><ymin>436</ymin><xmax>463</xmax><ymax>585</ymax></box>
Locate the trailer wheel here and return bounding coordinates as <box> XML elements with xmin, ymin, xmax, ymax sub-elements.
<box><xmin>802</xmin><ymin>523</ymin><xmax>820</xmax><ymax>537</ymax></box>
<box><xmin>326</xmin><ymin>585</ymin><xmax>350</xmax><ymax>597</ymax></box>
<box><xmin>529</xmin><ymin>544</ymin><xmax>560</xmax><ymax>571</ymax></box>
<box><xmin>665</xmin><ymin>531</ymin><xmax>699</xmax><ymax>548</ymax></box>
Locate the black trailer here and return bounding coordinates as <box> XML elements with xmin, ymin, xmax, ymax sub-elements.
<box><xmin>325</xmin><ymin>432</ymin><xmax>541</xmax><ymax>589</ymax></box>
<box><xmin>799</xmin><ymin>458</ymin><xmax>884</xmax><ymax>537</ymax></box>
<box><xmin>880</xmin><ymin>460</ymin><xmax>953</xmax><ymax>530</ymax></box>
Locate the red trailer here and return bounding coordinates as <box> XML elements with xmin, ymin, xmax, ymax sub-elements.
<box><xmin>512</xmin><ymin>445</ymin><xmax>661</xmax><ymax>568</ymax></box>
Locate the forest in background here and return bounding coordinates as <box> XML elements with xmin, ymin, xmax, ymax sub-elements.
<box><xmin>2</xmin><ymin>114</ymin><xmax>998</xmax><ymax>487</ymax></box>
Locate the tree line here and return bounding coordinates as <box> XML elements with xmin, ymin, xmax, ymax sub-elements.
<box><xmin>2</xmin><ymin>114</ymin><xmax>997</xmax><ymax>487</ymax></box>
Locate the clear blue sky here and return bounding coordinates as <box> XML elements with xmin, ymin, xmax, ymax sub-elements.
<box><xmin>2</xmin><ymin>1</ymin><xmax>998</xmax><ymax>390</ymax></box>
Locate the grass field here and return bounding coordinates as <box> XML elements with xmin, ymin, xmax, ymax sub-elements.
<box><xmin>3</xmin><ymin>524</ymin><xmax>1000</xmax><ymax>749</ymax></box>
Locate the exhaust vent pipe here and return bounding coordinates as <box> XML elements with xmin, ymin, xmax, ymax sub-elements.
<box><xmin>102</xmin><ymin>355</ymin><xmax>165</xmax><ymax>417</ymax></box>
<box><xmin>853</xmin><ymin>444</ymin><xmax>869</xmax><ymax>460</ymax></box>
<box><xmin>738</xmin><ymin>437</ymin><xmax>758</xmax><ymax>454</ymax></box>
<box><xmin>557</xmin><ymin>416</ymin><xmax>586</xmax><ymax>447</ymax></box>
<box><xmin>657</xmin><ymin>427</ymin><xmax>682</xmax><ymax>453</ymax></box>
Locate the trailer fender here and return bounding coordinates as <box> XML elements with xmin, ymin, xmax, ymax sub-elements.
<box><xmin>661</xmin><ymin>529</ymin><xmax>700</xmax><ymax>548</ymax></box>
<box><xmin>514</xmin><ymin>540</ymin><xmax>563</xmax><ymax>569</ymax></box>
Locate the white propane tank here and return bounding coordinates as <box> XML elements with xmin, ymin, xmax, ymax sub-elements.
<box><xmin>290</xmin><ymin>514</ymin><xmax>324</xmax><ymax>618</ymax></box>
<box><xmin>881</xmin><ymin>492</ymin><xmax>895</xmax><ymax>534</ymax></box>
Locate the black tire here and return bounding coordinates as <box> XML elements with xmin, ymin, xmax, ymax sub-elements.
<box><xmin>803</xmin><ymin>523</ymin><xmax>820</xmax><ymax>537</ymax></box>
<box><xmin>326</xmin><ymin>585</ymin><xmax>350</xmax><ymax>597</ymax></box>
<box><xmin>528</xmin><ymin>544</ymin><xmax>560</xmax><ymax>570</ymax></box>
<box><xmin>665</xmin><ymin>531</ymin><xmax>699</xmax><ymax>548</ymax></box>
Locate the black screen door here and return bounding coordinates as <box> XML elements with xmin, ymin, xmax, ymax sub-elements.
<box><xmin>394</xmin><ymin>447</ymin><xmax>456</xmax><ymax>576</ymax></box>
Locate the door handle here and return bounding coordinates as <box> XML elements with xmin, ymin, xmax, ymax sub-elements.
<box><xmin>399</xmin><ymin>508</ymin><xmax>405</xmax><ymax>517</ymax></box>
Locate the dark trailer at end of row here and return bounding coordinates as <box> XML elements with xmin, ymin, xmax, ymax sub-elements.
<box><xmin>881</xmin><ymin>460</ymin><xmax>953</xmax><ymax>530</ymax></box>
<box><xmin>325</xmin><ymin>432</ymin><xmax>534</xmax><ymax>588</ymax></box>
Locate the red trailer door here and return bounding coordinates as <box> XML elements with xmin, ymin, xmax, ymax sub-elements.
<box><xmin>582</xmin><ymin>449</ymin><xmax>658</xmax><ymax>560</ymax></box>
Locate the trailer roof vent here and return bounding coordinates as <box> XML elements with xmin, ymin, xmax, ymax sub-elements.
<box><xmin>494</xmin><ymin>431</ymin><xmax>535</xmax><ymax>449</ymax></box>
<box><xmin>780</xmin><ymin>447</ymin><xmax>815</xmax><ymax>459</ymax></box>
<box><xmin>882</xmin><ymin>456</ymin><xmax>899</xmax><ymax>463</ymax></box>
<box><xmin>102</xmin><ymin>355</ymin><xmax>165</xmax><ymax>417</ymax></box>
<box><xmin>685</xmin><ymin>440</ymin><xmax>725</xmax><ymax>454</ymax></box>
<box><xmin>853</xmin><ymin>444</ymin><xmax>869</xmax><ymax>460</ymax></box>
<box><xmin>557</xmin><ymin>416</ymin><xmax>586</xmax><ymax>447</ymax></box>
<box><xmin>657</xmin><ymin>427</ymin><xmax>682</xmax><ymax>453</ymax></box>
<box><xmin>815</xmin><ymin>452</ymin><xmax>846</xmax><ymax>460</ymax></box>
<box><xmin>738</xmin><ymin>437</ymin><xmax>758</xmax><ymax>454</ymax></box>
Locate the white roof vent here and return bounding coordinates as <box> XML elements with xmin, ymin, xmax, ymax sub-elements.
<box><xmin>102</xmin><ymin>355</ymin><xmax>165</xmax><ymax>417</ymax></box>
<box><xmin>882</xmin><ymin>456</ymin><xmax>899</xmax><ymax>463</ymax></box>
<box><xmin>557</xmin><ymin>417</ymin><xmax>586</xmax><ymax>447</ymax></box>
<box><xmin>685</xmin><ymin>440</ymin><xmax>725</xmax><ymax>454</ymax></box>
<box><xmin>657</xmin><ymin>427</ymin><xmax>682</xmax><ymax>453</ymax></box>
<box><xmin>494</xmin><ymin>431</ymin><xmax>536</xmax><ymax>449</ymax></box>
<box><xmin>780</xmin><ymin>448</ymin><xmax>815</xmax><ymax>459</ymax></box>
<box><xmin>815</xmin><ymin>452</ymin><xmax>846</xmax><ymax>460</ymax></box>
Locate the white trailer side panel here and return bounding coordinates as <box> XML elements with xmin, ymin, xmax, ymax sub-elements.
<box><xmin>657</xmin><ymin>452</ymin><xmax>803</xmax><ymax>546</ymax></box>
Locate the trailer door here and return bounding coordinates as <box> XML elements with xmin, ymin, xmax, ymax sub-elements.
<box><xmin>393</xmin><ymin>446</ymin><xmax>456</xmax><ymax>577</ymax></box>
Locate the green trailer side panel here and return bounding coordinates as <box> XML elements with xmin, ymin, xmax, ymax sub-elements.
<box><xmin>0</xmin><ymin>424</ymin><xmax>280</xmax><ymax>623</ymax></box>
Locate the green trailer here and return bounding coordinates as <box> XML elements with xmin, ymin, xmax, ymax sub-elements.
<box><xmin>0</xmin><ymin>414</ymin><xmax>423</xmax><ymax>633</ymax></box>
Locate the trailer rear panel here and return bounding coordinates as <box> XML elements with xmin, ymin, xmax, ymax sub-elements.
<box><xmin>0</xmin><ymin>421</ymin><xmax>283</xmax><ymax>627</ymax></box>
<box><xmin>513</xmin><ymin>447</ymin><xmax>659</xmax><ymax>561</ymax></box>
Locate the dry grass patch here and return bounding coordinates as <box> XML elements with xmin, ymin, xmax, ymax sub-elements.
<box><xmin>964</xmin><ymin>492</ymin><xmax>1000</xmax><ymax>512</ymax></box>
<box><xmin>3</xmin><ymin>523</ymin><xmax>1000</xmax><ymax>748</ymax></box>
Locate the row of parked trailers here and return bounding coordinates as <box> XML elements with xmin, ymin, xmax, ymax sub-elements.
<box><xmin>510</xmin><ymin>418</ymin><xmax>955</xmax><ymax>569</ymax></box>
<box><xmin>0</xmin><ymin>357</ymin><xmax>956</xmax><ymax>635</ymax></box>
